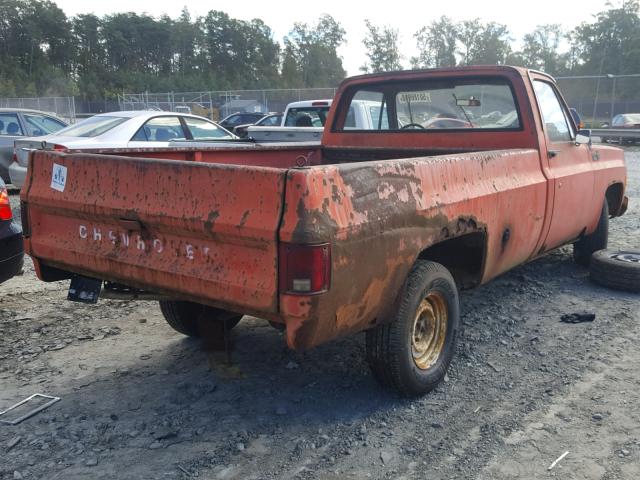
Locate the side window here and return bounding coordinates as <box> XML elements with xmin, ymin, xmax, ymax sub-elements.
<box><xmin>224</xmin><ymin>115</ymin><xmax>242</xmax><ymax>126</ymax></box>
<box><xmin>533</xmin><ymin>81</ymin><xmax>572</xmax><ymax>142</ymax></box>
<box><xmin>184</xmin><ymin>117</ymin><xmax>232</xmax><ymax>140</ymax></box>
<box><xmin>241</xmin><ymin>114</ymin><xmax>260</xmax><ymax>123</ymax></box>
<box><xmin>134</xmin><ymin>116</ymin><xmax>186</xmax><ymax>142</ymax></box>
<box><xmin>262</xmin><ymin>115</ymin><xmax>280</xmax><ymax>126</ymax></box>
<box><xmin>0</xmin><ymin>113</ymin><xmax>23</xmax><ymax>136</ymax></box>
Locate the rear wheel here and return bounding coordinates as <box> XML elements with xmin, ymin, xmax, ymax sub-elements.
<box><xmin>159</xmin><ymin>300</ymin><xmax>243</xmax><ymax>337</ymax></box>
<box><xmin>573</xmin><ymin>200</ymin><xmax>608</xmax><ymax>267</ymax></box>
<box><xmin>366</xmin><ymin>260</ymin><xmax>460</xmax><ymax>397</ymax></box>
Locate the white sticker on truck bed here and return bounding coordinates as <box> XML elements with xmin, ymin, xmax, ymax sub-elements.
<box><xmin>51</xmin><ymin>163</ymin><xmax>67</xmax><ymax>192</ymax></box>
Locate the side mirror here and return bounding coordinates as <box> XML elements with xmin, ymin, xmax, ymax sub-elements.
<box><xmin>575</xmin><ymin>129</ymin><xmax>591</xmax><ymax>146</ymax></box>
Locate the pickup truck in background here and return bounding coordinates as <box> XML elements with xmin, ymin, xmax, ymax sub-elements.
<box><xmin>21</xmin><ymin>66</ymin><xmax>627</xmax><ymax>396</ymax></box>
<box><xmin>247</xmin><ymin>98</ymin><xmax>387</xmax><ymax>142</ymax></box>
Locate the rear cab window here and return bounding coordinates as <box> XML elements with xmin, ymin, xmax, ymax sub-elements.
<box><xmin>284</xmin><ymin>107</ymin><xmax>331</xmax><ymax>127</ymax></box>
<box><xmin>334</xmin><ymin>77</ymin><xmax>521</xmax><ymax>132</ymax></box>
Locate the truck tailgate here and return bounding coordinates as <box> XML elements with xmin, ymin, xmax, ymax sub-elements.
<box><xmin>23</xmin><ymin>151</ymin><xmax>286</xmax><ymax>313</ymax></box>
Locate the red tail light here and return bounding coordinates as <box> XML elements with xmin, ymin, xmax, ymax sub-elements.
<box><xmin>279</xmin><ymin>243</ymin><xmax>331</xmax><ymax>294</ymax></box>
<box><xmin>311</xmin><ymin>101</ymin><xmax>329</xmax><ymax>106</ymax></box>
<box><xmin>11</xmin><ymin>147</ymin><xmax>17</xmax><ymax>163</ymax></box>
<box><xmin>0</xmin><ymin>185</ymin><xmax>12</xmax><ymax>221</ymax></box>
<box><xmin>52</xmin><ymin>144</ymin><xmax>68</xmax><ymax>152</ymax></box>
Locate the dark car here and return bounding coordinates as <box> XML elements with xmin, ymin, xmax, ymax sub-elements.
<box><xmin>218</xmin><ymin>112</ymin><xmax>266</xmax><ymax>133</ymax></box>
<box><xmin>234</xmin><ymin>112</ymin><xmax>283</xmax><ymax>138</ymax></box>
<box><xmin>0</xmin><ymin>178</ymin><xmax>23</xmax><ymax>284</ymax></box>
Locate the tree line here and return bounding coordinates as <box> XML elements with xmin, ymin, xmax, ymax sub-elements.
<box><xmin>0</xmin><ymin>0</ymin><xmax>638</xmax><ymax>99</ymax></box>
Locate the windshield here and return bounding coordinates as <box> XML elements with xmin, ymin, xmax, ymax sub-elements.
<box><xmin>55</xmin><ymin>116</ymin><xmax>129</xmax><ymax>137</ymax></box>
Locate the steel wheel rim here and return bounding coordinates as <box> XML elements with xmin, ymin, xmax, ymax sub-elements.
<box><xmin>609</xmin><ymin>252</ymin><xmax>640</xmax><ymax>264</ymax></box>
<box><xmin>411</xmin><ymin>292</ymin><xmax>448</xmax><ymax>370</ymax></box>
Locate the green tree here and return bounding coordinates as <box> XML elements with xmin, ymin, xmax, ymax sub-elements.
<box><xmin>461</xmin><ymin>21</ymin><xmax>511</xmax><ymax>65</ymax></box>
<box><xmin>571</xmin><ymin>0</ymin><xmax>640</xmax><ymax>75</ymax></box>
<box><xmin>520</xmin><ymin>24</ymin><xmax>565</xmax><ymax>73</ymax></box>
<box><xmin>361</xmin><ymin>19</ymin><xmax>402</xmax><ymax>73</ymax></box>
<box><xmin>282</xmin><ymin>14</ymin><xmax>346</xmax><ymax>87</ymax></box>
<box><xmin>412</xmin><ymin>16</ymin><xmax>458</xmax><ymax>68</ymax></box>
<box><xmin>199</xmin><ymin>11</ymin><xmax>280</xmax><ymax>89</ymax></box>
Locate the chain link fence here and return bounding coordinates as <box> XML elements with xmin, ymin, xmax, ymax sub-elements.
<box><xmin>3</xmin><ymin>75</ymin><xmax>639</xmax><ymax>128</ymax></box>
<box><xmin>556</xmin><ymin>74</ymin><xmax>640</xmax><ymax>127</ymax></box>
<box><xmin>117</xmin><ymin>88</ymin><xmax>337</xmax><ymax>121</ymax></box>
<box><xmin>0</xmin><ymin>96</ymin><xmax>76</xmax><ymax>123</ymax></box>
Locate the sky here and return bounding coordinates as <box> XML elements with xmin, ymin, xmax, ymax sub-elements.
<box><xmin>53</xmin><ymin>0</ymin><xmax>612</xmax><ymax>76</ymax></box>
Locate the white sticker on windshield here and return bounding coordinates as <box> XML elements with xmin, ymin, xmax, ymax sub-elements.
<box><xmin>51</xmin><ymin>163</ymin><xmax>67</xmax><ymax>192</ymax></box>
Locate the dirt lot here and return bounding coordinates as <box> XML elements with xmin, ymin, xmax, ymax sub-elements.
<box><xmin>1</xmin><ymin>148</ymin><xmax>639</xmax><ymax>480</ymax></box>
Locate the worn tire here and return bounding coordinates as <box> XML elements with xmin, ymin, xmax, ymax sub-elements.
<box><xmin>365</xmin><ymin>260</ymin><xmax>460</xmax><ymax>397</ymax></box>
<box><xmin>158</xmin><ymin>300</ymin><xmax>243</xmax><ymax>337</ymax></box>
<box><xmin>574</xmin><ymin>200</ymin><xmax>608</xmax><ymax>267</ymax></box>
<box><xmin>589</xmin><ymin>249</ymin><xmax>640</xmax><ymax>293</ymax></box>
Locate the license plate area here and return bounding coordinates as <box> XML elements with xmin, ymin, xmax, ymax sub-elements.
<box><xmin>68</xmin><ymin>275</ymin><xmax>102</xmax><ymax>304</ymax></box>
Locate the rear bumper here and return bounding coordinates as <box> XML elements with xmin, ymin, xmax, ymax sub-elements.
<box><xmin>8</xmin><ymin>162</ymin><xmax>26</xmax><ymax>190</ymax></box>
<box><xmin>0</xmin><ymin>220</ymin><xmax>24</xmax><ymax>284</ymax></box>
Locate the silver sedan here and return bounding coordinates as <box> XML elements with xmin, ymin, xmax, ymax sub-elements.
<box><xmin>10</xmin><ymin>111</ymin><xmax>240</xmax><ymax>189</ymax></box>
<box><xmin>0</xmin><ymin>108</ymin><xmax>67</xmax><ymax>183</ymax></box>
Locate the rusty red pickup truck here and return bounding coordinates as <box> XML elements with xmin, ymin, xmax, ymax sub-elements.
<box><xmin>21</xmin><ymin>66</ymin><xmax>627</xmax><ymax>396</ymax></box>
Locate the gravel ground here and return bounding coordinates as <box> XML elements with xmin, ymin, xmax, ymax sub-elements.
<box><xmin>1</xmin><ymin>147</ymin><xmax>639</xmax><ymax>480</ymax></box>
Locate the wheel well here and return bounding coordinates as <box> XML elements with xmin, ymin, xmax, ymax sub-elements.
<box><xmin>605</xmin><ymin>183</ymin><xmax>624</xmax><ymax>216</ymax></box>
<box><xmin>417</xmin><ymin>231</ymin><xmax>486</xmax><ymax>289</ymax></box>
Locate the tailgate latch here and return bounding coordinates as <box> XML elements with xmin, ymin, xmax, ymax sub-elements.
<box><xmin>118</xmin><ymin>218</ymin><xmax>144</xmax><ymax>232</ymax></box>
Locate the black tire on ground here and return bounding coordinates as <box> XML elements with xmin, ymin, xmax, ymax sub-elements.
<box><xmin>158</xmin><ymin>300</ymin><xmax>243</xmax><ymax>337</ymax></box>
<box><xmin>574</xmin><ymin>200</ymin><xmax>609</xmax><ymax>267</ymax></box>
<box><xmin>589</xmin><ymin>249</ymin><xmax>640</xmax><ymax>293</ymax></box>
<box><xmin>365</xmin><ymin>260</ymin><xmax>460</xmax><ymax>397</ymax></box>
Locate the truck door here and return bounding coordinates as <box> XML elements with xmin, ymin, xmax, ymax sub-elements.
<box><xmin>531</xmin><ymin>76</ymin><xmax>595</xmax><ymax>251</ymax></box>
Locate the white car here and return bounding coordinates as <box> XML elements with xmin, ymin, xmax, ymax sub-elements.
<box><xmin>10</xmin><ymin>111</ymin><xmax>240</xmax><ymax>189</ymax></box>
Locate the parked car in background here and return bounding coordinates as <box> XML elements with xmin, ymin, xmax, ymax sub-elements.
<box><xmin>0</xmin><ymin>177</ymin><xmax>23</xmax><ymax>284</ymax></box>
<box><xmin>218</xmin><ymin>112</ymin><xmax>266</xmax><ymax>133</ymax></box>
<box><xmin>600</xmin><ymin>113</ymin><xmax>640</xmax><ymax>144</ymax></box>
<box><xmin>10</xmin><ymin>111</ymin><xmax>237</xmax><ymax>189</ymax></box>
<box><xmin>233</xmin><ymin>113</ymin><xmax>283</xmax><ymax>138</ymax></box>
<box><xmin>247</xmin><ymin>99</ymin><xmax>384</xmax><ymax>142</ymax></box>
<box><xmin>0</xmin><ymin>108</ymin><xmax>67</xmax><ymax>183</ymax></box>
